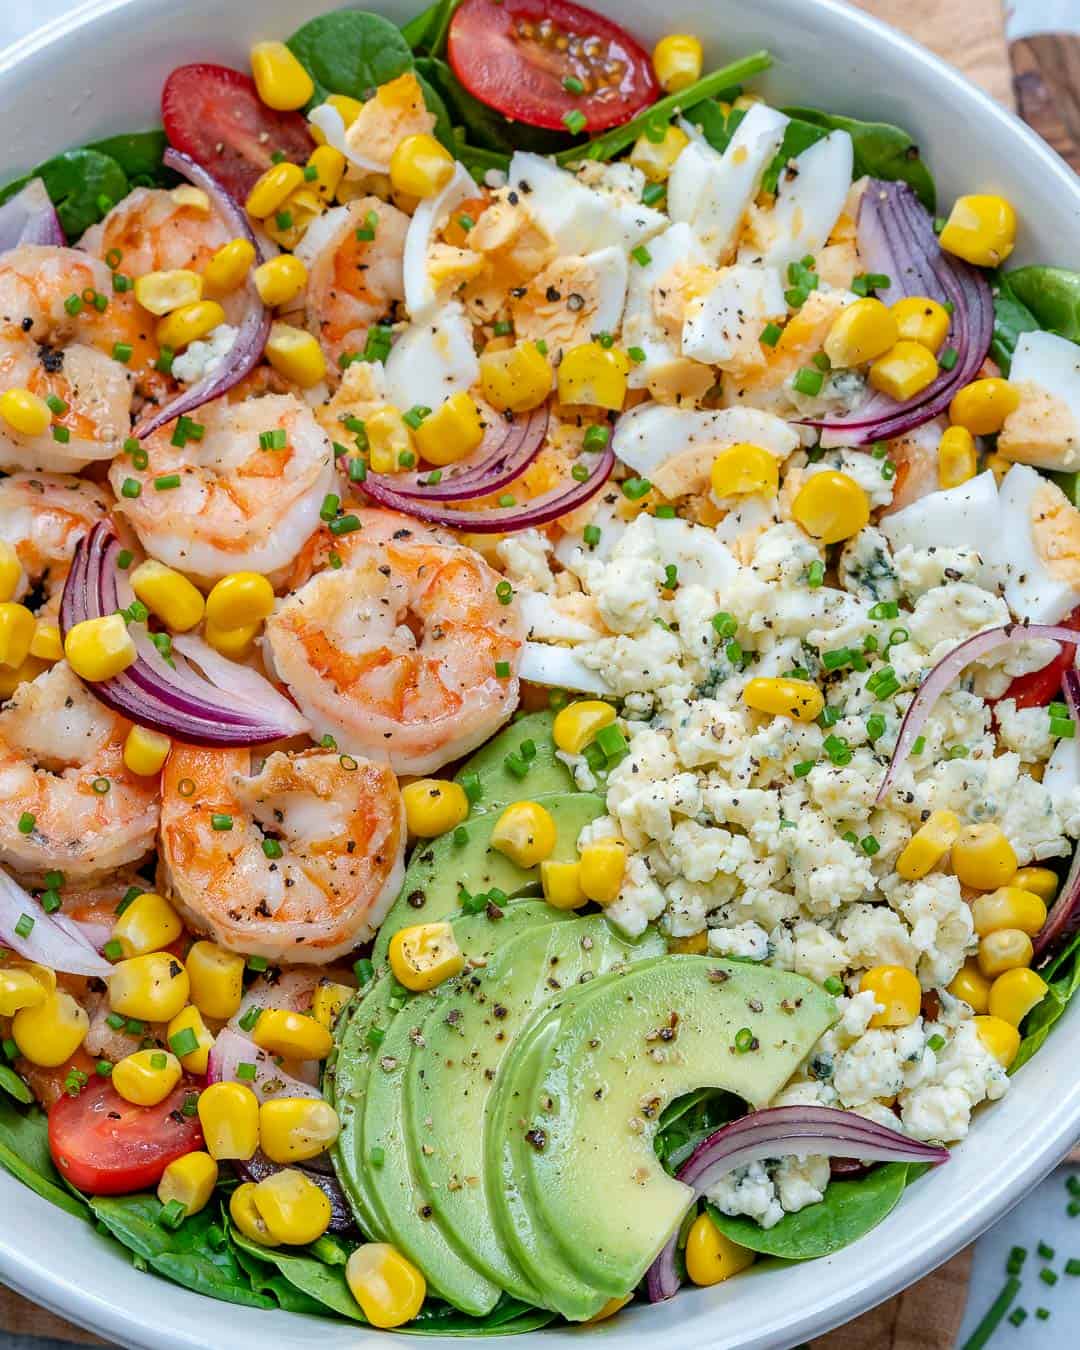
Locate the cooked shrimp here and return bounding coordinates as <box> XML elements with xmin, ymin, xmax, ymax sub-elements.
<box><xmin>108</xmin><ymin>391</ymin><xmax>336</xmax><ymax>585</ymax></box>
<box><xmin>0</xmin><ymin>246</ymin><xmax>135</xmax><ymax>471</ymax></box>
<box><xmin>283</xmin><ymin>504</ymin><xmax>452</xmax><ymax>591</ymax></box>
<box><xmin>265</xmin><ymin>515</ymin><xmax>523</xmax><ymax>774</ymax></box>
<box><xmin>0</xmin><ymin>472</ymin><xmax>111</xmax><ymax>614</ymax></box>
<box><xmin>159</xmin><ymin>744</ymin><xmax>405</xmax><ymax>964</ymax></box>
<box><xmin>295</xmin><ymin>198</ymin><xmax>408</xmax><ymax>377</ymax></box>
<box><xmin>0</xmin><ymin>662</ymin><xmax>159</xmax><ymax>881</ymax></box>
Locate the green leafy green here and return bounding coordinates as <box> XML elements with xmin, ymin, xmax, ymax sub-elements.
<box><xmin>654</xmin><ymin>1089</ymin><xmax>744</xmax><ymax>1174</ymax></box>
<box><xmin>0</xmin><ymin>1063</ymin><xmax>32</xmax><ymax>1106</ymax></box>
<box><xmin>1004</xmin><ymin>266</ymin><xmax>1080</xmax><ymax>343</ymax></box>
<box><xmin>231</xmin><ymin>1238</ymin><xmax>338</xmax><ymax>1317</ymax></box>
<box><xmin>402</xmin><ymin>0</ymin><xmax>464</xmax><ymax>58</ymax></box>
<box><xmin>0</xmin><ymin>1096</ymin><xmax>88</xmax><ymax>1220</ymax></box>
<box><xmin>1014</xmin><ymin>927</ymin><xmax>1080</xmax><ymax>1071</ymax></box>
<box><xmin>0</xmin><ymin>148</ymin><xmax>128</xmax><ymax>239</ymax></box>
<box><xmin>760</xmin><ymin>119</ymin><xmax>829</xmax><ymax>195</ymax></box>
<box><xmin>781</xmin><ymin>107</ymin><xmax>936</xmax><ymax>211</ymax></box>
<box><xmin>682</xmin><ymin>99</ymin><xmax>744</xmax><ymax>155</ymax></box>
<box><xmin>708</xmin><ymin>1162</ymin><xmax>913</xmax><ymax>1259</ymax></box>
<box><xmin>286</xmin><ymin>11</ymin><xmax>415</xmax><ymax>107</ymax></box>
<box><xmin>85</xmin><ymin>131</ymin><xmax>171</xmax><ymax>187</ymax></box>
<box><xmin>989</xmin><ymin>269</ymin><xmax>1042</xmax><ymax>375</ymax></box>
<box><xmin>230</xmin><ymin>1226</ymin><xmax>365</xmax><ymax>1320</ymax></box>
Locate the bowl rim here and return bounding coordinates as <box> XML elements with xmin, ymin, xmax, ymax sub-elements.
<box><xmin>0</xmin><ymin>1</ymin><xmax>1079</xmax><ymax>1347</ymax></box>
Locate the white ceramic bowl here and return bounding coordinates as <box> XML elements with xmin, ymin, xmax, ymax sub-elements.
<box><xmin>1</xmin><ymin>2</ymin><xmax>1079</xmax><ymax>1346</ymax></box>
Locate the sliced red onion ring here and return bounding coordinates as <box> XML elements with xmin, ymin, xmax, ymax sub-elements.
<box><xmin>805</xmin><ymin>180</ymin><xmax>993</xmax><ymax>447</ymax></box>
<box><xmin>364</xmin><ymin>404</ymin><xmax>549</xmax><ymax>503</ymax></box>
<box><xmin>0</xmin><ymin>178</ymin><xmax>65</xmax><ymax>250</ymax></box>
<box><xmin>645</xmin><ymin>1107</ymin><xmax>948</xmax><ymax>1303</ymax></box>
<box><xmin>361</xmin><ymin>441</ymin><xmax>615</xmax><ymax>532</ymax></box>
<box><xmin>134</xmin><ymin>149</ymin><xmax>269</xmax><ymax>439</ymax></box>
<box><xmin>0</xmin><ymin>867</ymin><xmax>113</xmax><ymax>977</ymax></box>
<box><xmin>207</xmin><ymin>1027</ymin><xmax>321</xmax><ymax>1101</ymax></box>
<box><xmin>1033</xmin><ymin>666</ymin><xmax>1080</xmax><ymax>963</ymax></box>
<box><xmin>876</xmin><ymin>622</ymin><xmax>1080</xmax><ymax>804</ymax></box>
<box><xmin>60</xmin><ymin>522</ymin><xmax>309</xmax><ymax>746</ymax></box>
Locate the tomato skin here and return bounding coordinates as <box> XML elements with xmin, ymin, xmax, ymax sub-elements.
<box><xmin>448</xmin><ymin>0</ymin><xmax>658</xmax><ymax>133</ymax></box>
<box><xmin>161</xmin><ymin>64</ymin><xmax>314</xmax><ymax>200</ymax></box>
<box><xmin>48</xmin><ymin>1077</ymin><xmax>203</xmax><ymax>1196</ymax></box>
<box><xmin>1000</xmin><ymin>605</ymin><xmax>1080</xmax><ymax>709</ymax></box>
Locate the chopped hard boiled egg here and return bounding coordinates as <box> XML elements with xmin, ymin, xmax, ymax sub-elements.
<box><xmin>994</xmin><ymin>463</ymin><xmax>1080</xmax><ymax>623</ymax></box>
<box><xmin>750</xmin><ymin>130</ymin><xmax>854</xmax><ymax>272</ymax></box>
<box><xmin>402</xmin><ymin>163</ymin><xmax>479</xmax><ymax>318</ymax></box>
<box><xmin>384</xmin><ymin>302</ymin><xmax>479</xmax><ymax>414</ymax></box>
<box><xmin>879</xmin><ymin>468</ymin><xmax>999</xmax><ymax>560</ymax></box>
<box><xmin>507</xmin><ymin>152</ymin><xmax>666</xmax><ymax>257</ymax></box>
<box><xmin>620</xmin><ymin>222</ymin><xmax>710</xmax><ymax>396</ymax></box>
<box><xmin>518</xmin><ymin>640</ymin><xmax>611</xmax><ymax>694</ymax></box>
<box><xmin>998</xmin><ymin>330</ymin><xmax>1080</xmax><ymax>471</ymax></box>
<box><xmin>511</xmin><ymin>247</ymin><xmax>628</xmax><ymax>352</ymax></box>
<box><xmin>682</xmin><ymin>264</ymin><xmax>787</xmax><ymax>368</ymax></box>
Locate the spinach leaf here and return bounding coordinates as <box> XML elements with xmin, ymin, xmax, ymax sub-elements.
<box><xmin>0</xmin><ymin>148</ymin><xmax>128</xmax><ymax>240</ymax></box>
<box><xmin>682</xmin><ymin>101</ymin><xmax>744</xmax><ymax>155</ymax></box>
<box><xmin>781</xmin><ymin>106</ymin><xmax>936</xmax><ymax>211</ymax></box>
<box><xmin>230</xmin><ymin>1225</ymin><xmax>365</xmax><ymax>1320</ymax></box>
<box><xmin>416</xmin><ymin>56</ymin><xmax>564</xmax><ymax>159</ymax></box>
<box><xmin>287</xmin><ymin>11</ymin><xmax>415</xmax><ymax>106</ymax></box>
<box><xmin>85</xmin><ymin>131</ymin><xmax>171</xmax><ymax>188</ymax></box>
<box><xmin>231</xmin><ymin>1241</ymin><xmax>335</xmax><ymax>1317</ymax></box>
<box><xmin>0</xmin><ymin>1095</ymin><xmax>89</xmax><ymax>1220</ymax></box>
<box><xmin>0</xmin><ymin>1063</ymin><xmax>32</xmax><ymax>1105</ymax></box>
<box><xmin>989</xmin><ymin>269</ymin><xmax>1041</xmax><ymax>375</ymax></box>
<box><xmin>90</xmin><ymin>1194</ymin><xmax>273</xmax><ymax>1308</ymax></box>
<box><xmin>413</xmin><ymin>71</ymin><xmax>456</xmax><ymax>159</ymax></box>
<box><xmin>708</xmin><ymin>1162</ymin><xmax>912</xmax><ymax>1259</ymax></box>
<box><xmin>1013</xmin><ymin>927</ymin><xmax>1080</xmax><ymax>1071</ymax></box>
<box><xmin>1004</xmin><ymin>266</ymin><xmax>1080</xmax><ymax>344</ymax></box>
<box><xmin>402</xmin><ymin>0</ymin><xmax>464</xmax><ymax>58</ymax></box>
<box><xmin>760</xmin><ymin>119</ymin><xmax>829</xmax><ymax>196</ymax></box>
<box><xmin>654</xmin><ymin>1089</ymin><xmax>743</xmax><ymax>1175</ymax></box>
<box><xmin>406</xmin><ymin>1295</ymin><xmax>555</xmax><ymax>1336</ymax></box>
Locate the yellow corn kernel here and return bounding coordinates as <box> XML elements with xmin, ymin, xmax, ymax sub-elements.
<box><xmin>583</xmin><ymin>1296</ymin><xmax>633</xmax><ymax>1326</ymax></box>
<box><xmin>254</xmin><ymin>254</ymin><xmax>308</xmax><ymax>308</ymax></box>
<box><xmin>0</xmin><ymin>967</ymin><xmax>48</xmax><ymax>1017</ymax></box>
<box><xmin>389</xmin><ymin>133</ymin><xmax>455</xmax><ymax>199</ymax></box>
<box><xmin>252</xmin><ymin>1009</ymin><xmax>333</xmax><ymax>1062</ymax></box>
<box><xmin>311</xmin><ymin>979</ymin><xmax>353</xmax><ymax>1030</ymax></box>
<box><xmin>401</xmin><ymin>779</ymin><xmax>469</xmax><ymax>838</ymax></box>
<box><xmin>859</xmin><ymin>964</ymin><xmax>923</xmax><ymax>1028</ymax></box>
<box><xmin>0</xmin><ymin>540</ymin><xmax>22</xmax><ymax>602</ymax></box>
<box><xmin>0</xmin><ymin>655</ymin><xmax>46</xmax><ymax>698</ymax></box>
<box><xmin>629</xmin><ymin>124</ymin><xmax>690</xmax><ymax>182</ymax></box>
<box><xmin>553</xmin><ymin>699</ymin><xmax>616</xmax><ymax>756</ymax></box>
<box><xmin>948</xmin><ymin>378</ymin><xmax>1020</xmax><ymax>436</ymax></box>
<box><xmin>988</xmin><ymin>967</ymin><xmax>1048</xmax><ymax>1028</ymax></box>
<box><xmin>250</xmin><ymin>40</ymin><xmax>314</xmax><ymax>111</ymax></box>
<box><xmin>306</xmin><ymin>145</ymin><xmax>346</xmax><ymax>201</ymax></box>
<box><xmin>896</xmin><ymin>809</ymin><xmax>961</xmax><ymax>881</ymax></box>
<box><xmin>112</xmin><ymin>1048</ymin><xmax>182</xmax><ymax>1107</ymax></box>
<box><xmin>939</xmin><ymin>194</ymin><xmax>1017</xmax><ymax>268</ymax></box>
<box><xmin>973</xmin><ymin>1014</ymin><xmax>1021</xmax><ymax>1069</ymax></box>
<box><xmin>890</xmin><ymin>296</ymin><xmax>951</xmax><ymax>351</ymax></box>
<box><xmin>63</xmin><ymin>612</ymin><xmax>137</xmax><ymax>682</ymax></box>
<box><xmin>937</xmin><ymin>424</ymin><xmax>977</xmax><ymax>489</ymax></box>
<box><xmin>971</xmin><ymin>886</ymin><xmax>1047</xmax><ymax>938</ymax></box>
<box><xmin>264</xmin><ymin>185</ymin><xmax>325</xmax><ymax>250</ymax></box>
<box><xmin>12</xmin><ymin>991</ymin><xmax>88</xmax><ymax>1067</ymax></box>
<box><xmin>540</xmin><ymin>859</ymin><xmax>587</xmax><ymax>911</ymax></box>
<box><xmin>129</xmin><ymin>559</ymin><xmax>205</xmax><ymax>632</ymax></box>
<box><xmin>823</xmin><ymin>298</ymin><xmax>899</xmax><ymax>368</ymax></box>
<box><xmin>252</xmin><ymin>1167</ymin><xmax>332</xmax><ymax>1245</ymax></box>
<box><xmin>28</xmin><ymin>620</ymin><xmax>62</xmax><ymax>662</ymax></box>
<box><xmin>133</xmin><ymin>268</ymin><xmax>203</xmax><ymax>317</ymax></box>
<box><xmin>156</xmin><ymin>300</ymin><xmax>226</xmax><ymax>351</ymax></box>
<box><xmin>0</xmin><ymin>603</ymin><xmax>35</xmax><ymax>670</ymax></box>
<box><xmin>668</xmin><ymin>932</ymin><xmax>709</xmax><ymax>955</ymax></box>
<box><xmin>326</xmin><ymin>93</ymin><xmax>363</xmax><ymax>128</ymax></box>
<box><xmin>984</xmin><ymin>451</ymin><xmax>1011</xmax><ymax>485</ymax></box>
<box><xmin>491</xmin><ymin>801</ymin><xmax>557</xmax><ymax>869</ymax></box>
<box><xmin>1012</xmin><ymin>867</ymin><xmax>1059</xmax><ymax>905</ymax></box>
<box><xmin>202</xmin><ymin>238</ymin><xmax>257</xmax><ymax>296</ymax></box>
<box><xmin>246</xmin><ymin>162</ymin><xmax>306</xmax><ymax>220</ymax></box>
<box><xmin>230</xmin><ymin>1181</ymin><xmax>280</xmax><ymax>1246</ymax></box>
<box><xmin>14</xmin><ymin>962</ymin><xmax>55</xmax><ymax>996</ymax></box>
<box><xmin>167</xmin><ymin>1004</ymin><xmax>215</xmax><ymax>1075</ymax></box>
<box><xmin>108</xmin><ymin>951</ymin><xmax>190</xmax><ymax>1023</ymax></box>
<box><xmin>951</xmin><ymin>824</ymin><xmax>1017</xmax><ymax>891</ymax></box>
<box><xmin>868</xmin><ymin>340</ymin><xmax>939</xmax><ymax>401</ymax></box>
<box><xmin>123</xmin><ymin>725</ymin><xmax>172</xmax><ymax>778</ymax></box>
<box><xmin>265</xmin><ymin>321</ymin><xmax>326</xmax><ymax>388</ymax></box>
<box><xmin>346</xmin><ymin>1243</ymin><xmax>427</xmax><ymax>1329</ymax></box>
<box><xmin>977</xmin><ymin>928</ymin><xmax>1034</xmax><ymax>978</ymax></box>
<box><xmin>260</xmin><ymin>1097</ymin><xmax>341</xmax><ymax>1164</ymax></box>
<box><xmin>170</xmin><ymin>185</ymin><xmax>210</xmax><ymax>214</ymax></box>
<box><xmin>204</xmin><ymin>620</ymin><xmax>260</xmax><ymax>660</ymax></box>
<box><xmin>412</xmin><ymin>392</ymin><xmax>485</xmax><ymax>466</ymax></box>
<box><xmin>947</xmin><ymin>960</ymin><xmax>992</xmax><ymax>1014</ymax></box>
<box><xmin>652</xmin><ymin>34</ymin><xmax>704</xmax><ymax>94</ymax></box>
<box><xmin>198</xmin><ymin>1081</ymin><xmax>260</xmax><ymax>1161</ymax></box>
<box><xmin>684</xmin><ymin>1214</ymin><xmax>754</xmax><ymax>1286</ymax></box>
<box><xmin>365</xmin><ymin>405</ymin><xmax>413</xmax><ymax>473</ymax></box>
<box><xmin>158</xmin><ymin>1151</ymin><xmax>219</xmax><ymax>1218</ymax></box>
<box><xmin>557</xmin><ymin>342</ymin><xmax>630</xmax><ymax>411</ymax></box>
<box><xmin>790</xmin><ymin>470</ymin><xmax>870</xmax><ymax>544</ymax></box>
<box><xmin>710</xmin><ymin>443</ymin><xmax>779</xmax><ymax>500</ymax></box>
<box><xmin>479</xmin><ymin>343</ymin><xmax>552</xmax><ymax>414</ymax></box>
<box><xmin>578</xmin><ymin>839</ymin><xmax>627</xmax><ymax>905</ymax></box>
<box><xmin>389</xmin><ymin>922</ymin><xmax>465</xmax><ymax>993</ymax></box>
<box><xmin>0</xmin><ymin>387</ymin><xmax>51</xmax><ymax>437</ymax></box>
<box><xmin>742</xmin><ymin>676</ymin><xmax>824</xmax><ymax>723</ymax></box>
<box><xmin>204</xmin><ymin>571</ymin><xmax>275</xmax><ymax>631</ymax></box>
<box><xmin>111</xmin><ymin>891</ymin><xmax>182</xmax><ymax>958</ymax></box>
<box><xmin>186</xmin><ymin>940</ymin><xmax>245</xmax><ymax>1020</ymax></box>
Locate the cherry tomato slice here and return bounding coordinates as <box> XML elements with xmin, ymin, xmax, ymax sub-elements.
<box><xmin>48</xmin><ymin>1076</ymin><xmax>203</xmax><ymax>1196</ymax></box>
<box><xmin>999</xmin><ymin>605</ymin><xmax>1080</xmax><ymax>709</ymax></box>
<box><xmin>448</xmin><ymin>0</ymin><xmax>659</xmax><ymax>134</ymax></box>
<box><xmin>161</xmin><ymin>63</ymin><xmax>314</xmax><ymax>201</ymax></box>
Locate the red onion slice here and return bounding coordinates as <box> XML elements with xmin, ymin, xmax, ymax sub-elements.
<box><xmin>60</xmin><ymin>523</ymin><xmax>309</xmax><ymax>746</ymax></box>
<box><xmin>0</xmin><ymin>868</ymin><xmax>113</xmax><ymax>977</ymax></box>
<box><xmin>207</xmin><ymin>1027</ymin><xmax>321</xmax><ymax>1102</ymax></box>
<box><xmin>134</xmin><ymin>149</ymin><xmax>269</xmax><ymax>439</ymax></box>
<box><xmin>0</xmin><ymin>178</ymin><xmax>65</xmax><ymax>250</ymax></box>
<box><xmin>1033</xmin><ymin>666</ymin><xmax>1080</xmax><ymax>963</ymax></box>
<box><xmin>646</xmin><ymin>1106</ymin><xmax>948</xmax><ymax>1303</ymax></box>
<box><xmin>361</xmin><ymin>442</ymin><xmax>615</xmax><ymax>533</ymax></box>
<box><xmin>805</xmin><ymin>180</ymin><xmax>993</xmax><ymax>446</ymax></box>
<box><xmin>876</xmin><ymin>622</ymin><xmax>1080</xmax><ymax>804</ymax></box>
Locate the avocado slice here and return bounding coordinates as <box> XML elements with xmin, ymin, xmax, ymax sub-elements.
<box><xmin>408</xmin><ymin>916</ymin><xmax>666</xmax><ymax>1302</ymax></box>
<box><xmin>372</xmin><ymin>791</ymin><xmax>604</xmax><ymax>965</ymax></box>
<box><xmin>453</xmin><ymin>709</ymin><xmax>573</xmax><ymax>813</ymax></box>
<box><xmin>500</xmin><ymin>957</ymin><xmax>837</xmax><ymax>1320</ymax></box>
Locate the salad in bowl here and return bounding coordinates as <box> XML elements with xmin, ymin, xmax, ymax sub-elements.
<box><xmin>0</xmin><ymin>0</ymin><xmax>1079</xmax><ymax>1334</ymax></box>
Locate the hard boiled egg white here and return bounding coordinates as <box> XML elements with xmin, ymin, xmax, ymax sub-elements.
<box><xmin>879</xmin><ymin>468</ymin><xmax>999</xmax><ymax>559</ymax></box>
<box><xmin>993</xmin><ymin>462</ymin><xmax>1080</xmax><ymax>623</ymax></box>
<box><xmin>999</xmin><ymin>330</ymin><xmax>1080</xmax><ymax>471</ymax></box>
<box><xmin>612</xmin><ymin>403</ymin><xmax>799</xmax><ymax>480</ymax></box>
<box><xmin>508</xmin><ymin>152</ymin><xmax>666</xmax><ymax>256</ymax></box>
<box><xmin>511</xmin><ymin>246</ymin><xmax>628</xmax><ymax>350</ymax></box>
<box><xmin>621</xmin><ymin>222</ymin><xmax>707</xmax><ymax>389</ymax></box>
<box><xmin>519</xmin><ymin>640</ymin><xmax>611</xmax><ymax>694</ymax></box>
<box><xmin>402</xmin><ymin>162</ymin><xmax>477</xmax><ymax>319</ymax></box>
<box><xmin>682</xmin><ymin>264</ymin><xmax>787</xmax><ymax>366</ymax></box>
<box><xmin>748</xmin><ymin>130</ymin><xmax>854</xmax><ymax>272</ymax></box>
<box><xmin>383</xmin><ymin>301</ymin><xmax>479</xmax><ymax>413</ymax></box>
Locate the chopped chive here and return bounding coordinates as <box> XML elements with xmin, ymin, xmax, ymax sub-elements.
<box><xmin>1066</xmin><ymin>1258</ymin><xmax>1080</xmax><ymax>1275</ymax></box>
<box><xmin>760</xmin><ymin>321</ymin><xmax>783</xmax><ymax>347</ymax></box>
<box><xmin>793</xmin><ymin>760</ymin><xmax>815</xmax><ymax>778</ymax></box>
<box><xmin>154</xmin><ymin>473</ymin><xmax>181</xmax><ymax>491</ymax></box>
<box><xmin>40</xmin><ymin>890</ymin><xmax>61</xmax><ymax>915</ymax></box>
<box><xmin>711</xmin><ymin>611</ymin><xmax>737</xmax><ymax>638</ymax></box>
<box><xmin>460</xmin><ymin>770</ymin><xmax>482</xmax><ymax>803</ymax></box>
<box><xmin>159</xmin><ymin>1198</ymin><xmax>187</xmax><ymax>1230</ymax></box>
<box><xmin>1007</xmin><ymin>1308</ymin><xmax>1027</xmax><ymax>1327</ymax></box>
<box><xmin>860</xmin><ymin>835</ymin><xmax>880</xmax><ymax>856</ymax></box>
<box><xmin>492</xmin><ymin>319</ymin><xmax>513</xmax><ymax>337</ymax></box>
<box><xmin>641</xmin><ymin>182</ymin><xmax>666</xmax><ymax>207</ymax></box>
<box><xmin>562</xmin><ymin>109</ymin><xmax>587</xmax><ymax>135</ymax></box>
<box><xmin>14</xmin><ymin>914</ymin><xmax>34</xmax><ymax>939</ymax></box>
<box><xmin>236</xmin><ymin>1062</ymin><xmax>257</xmax><ymax>1081</ymax></box>
<box><xmin>571</xmin><ymin>463</ymin><xmax>590</xmax><ymax>482</ymax></box>
<box><xmin>496</xmin><ymin>580</ymin><xmax>514</xmax><ymax>605</ymax></box>
<box><xmin>349</xmin><ymin>456</ymin><xmax>368</xmax><ymax>483</ymax></box>
<box><xmin>806</xmin><ymin>559</ymin><xmax>825</xmax><ymax>588</ymax></box>
<box><xmin>793</xmin><ymin>367</ymin><xmax>825</xmax><ymax>396</ymax></box>
<box><xmin>1040</xmin><ymin>1267</ymin><xmax>1058</xmax><ymax>1286</ymax></box>
<box><xmin>369</xmin><ymin>1145</ymin><xmax>385</xmax><ymax>1167</ymax></box>
<box><xmin>630</xmin><ymin>244</ymin><xmax>652</xmax><ymax>266</ymax></box>
<box><xmin>259</xmin><ymin>427</ymin><xmax>287</xmax><ymax>451</ymax></box>
<box><xmin>46</xmin><ymin>394</ymin><xmax>67</xmax><ymax>416</ymax></box>
<box><xmin>238</xmin><ymin>1006</ymin><xmax>262</xmax><ymax>1032</ymax></box>
<box><xmin>262</xmin><ymin>838</ymin><xmax>283</xmax><ymax>860</ymax></box>
<box><xmin>823</xmin><ymin>976</ymin><xmax>844</xmax><ymax>995</ymax></box>
<box><xmin>866</xmin><ymin>713</ymin><xmax>886</xmax><ymax>740</ymax></box>
<box><xmin>653</xmin><ymin>505</ymin><xmax>676</xmax><ymax>518</ymax></box>
<box><xmin>112</xmin><ymin>272</ymin><xmax>132</xmax><ymax>293</ymax></box>
<box><xmin>456</xmin><ymin>213</ymin><xmax>475</xmax><ymax>232</ymax></box>
<box><xmin>622</xmin><ymin>477</ymin><xmax>652</xmax><ymax>500</ymax></box>
<box><xmin>211</xmin><ymin>813</ymin><xmax>233</xmax><ymax>831</ymax></box>
<box><xmin>155</xmin><ymin>346</ymin><xmax>175</xmax><ymax>375</ymax></box>
<box><xmin>354</xmin><ymin>957</ymin><xmax>375</xmax><ymax>987</ymax></box>
<box><xmin>102</xmin><ymin>939</ymin><xmax>123</xmax><ymax>961</ymax></box>
<box><xmin>869</xmin><ymin>600</ymin><xmax>900</xmax><ymax>620</ymax></box>
<box><xmin>17</xmin><ymin>813</ymin><xmax>34</xmax><ymax>836</ymax></box>
<box><xmin>452</xmin><ymin>826</ymin><xmax>468</xmax><ymax>846</ymax></box>
<box><xmin>583</xmin><ymin>424</ymin><xmax>610</xmax><ymax>451</ymax></box>
<box><xmin>403</xmin><ymin>404</ymin><xmax>431</xmax><ymax>430</ymax></box>
<box><xmin>320</xmin><ymin>493</ymin><xmax>340</xmax><ymax>522</ymax></box>
<box><xmin>169</xmin><ymin>1027</ymin><xmax>199</xmax><ymax>1057</ymax></box>
<box><xmin>495</xmin><ymin>660</ymin><xmax>511</xmax><ymax>678</ymax></box>
<box><xmin>106</xmin><ymin>1012</ymin><xmax>126</xmax><ymax>1030</ymax></box>
<box><xmin>51</xmin><ymin>425</ymin><xmax>71</xmax><ymax>444</ymax></box>
<box><xmin>583</xmin><ymin>524</ymin><xmax>601</xmax><ymax>548</ymax></box>
<box><xmin>112</xmin><ymin>341</ymin><xmax>133</xmax><ymax>363</ymax></box>
<box><xmin>562</xmin><ymin>75</ymin><xmax>585</xmax><ymax>94</ymax></box>
<box><xmin>64</xmin><ymin>293</ymin><xmax>83</xmax><ymax>316</ymax></box>
<box><xmin>329</xmin><ymin>514</ymin><xmax>360</xmax><ymax>536</ymax></box>
<box><xmin>1037</xmin><ymin>1241</ymin><xmax>1055</xmax><ymax>1261</ymax></box>
<box><xmin>940</xmin><ymin>346</ymin><xmax>959</xmax><ymax>371</ymax></box>
<box><xmin>734</xmin><ymin>1027</ymin><xmax>755</xmax><ymax>1053</ymax></box>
